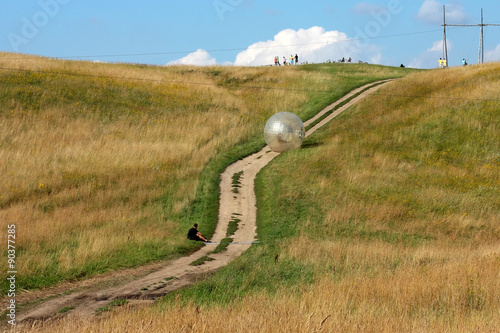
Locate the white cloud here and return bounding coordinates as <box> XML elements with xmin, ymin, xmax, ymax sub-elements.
<box><xmin>166</xmin><ymin>49</ymin><xmax>216</xmax><ymax>66</ymax></box>
<box><xmin>408</xmin><ymin>39</ymin><xmax>452</xmax><ymax>68</ymax></box>
<box><xmin>234</xmin><ymin>26</ymin><xmax>381</xmax><ymax>66</ymax></box>
<box><xmin>429</xmin><ymin>39</ymin><xmax>445</xmax><ymax>52</ymax></box>
<box><xmin>417</xmin><ymin>0</ymin><xmax>442</xmax><ymax>24</ymax></box>
<box><xmin>485</xmin><ymin>44</ymin><xmax>500</xmax><ymax>62</ymax></box>
<box><xmin>417</xmin><ymin>0</ymin><xmax>469</xmax><ymax>25</ymax></box>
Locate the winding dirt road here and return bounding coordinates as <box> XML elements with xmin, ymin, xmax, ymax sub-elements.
<box><xmin>15</xmin><ymin>79</ymin><xmax>392</xmax><ymax>325</ymax></box>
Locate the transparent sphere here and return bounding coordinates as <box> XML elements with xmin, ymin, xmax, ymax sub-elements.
<box><xmin>263</xmin><ymin>112</ymin><xmax>305</xmax><ymax>152</ymax></box>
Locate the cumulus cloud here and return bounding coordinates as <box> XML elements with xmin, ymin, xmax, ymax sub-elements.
<box><xmin>234</xmin><ymin>26</ymin><xmax>381</xmax><ymax>66</ymax></box>
<box><xmin>166</xmin><ymin>49</ymin><xmax>216</xmax><ymax>66</ymax></box>
<box><xmin>417</xmin><ymin>0</ymin><xmax>469</xmax><ymax>25</ymax></box>
<box><xmin>429</xmin><ymin>39</ymin><xmax>446</xmax><ymax>53</ymax></box>
<box><xmin>485</xmin><ymin>44</ymin><xmax>500</xmax><ymax>62</ymax></box>
<box><xmin>166</xmin><ymin>26</ymin><xmax>384</xmax><ymax>67</ymax></box>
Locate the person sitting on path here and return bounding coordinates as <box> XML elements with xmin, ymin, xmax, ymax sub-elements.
<box><xmin>187</xmin><ymin>223</ymin><xmax>209</xmax><ymax>242</ymax></box>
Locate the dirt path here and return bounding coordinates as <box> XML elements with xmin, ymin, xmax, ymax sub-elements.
<box><xmin>15</xmin><ymin>79</ymin><xmax>392</xmax><ymax>325</ymax></box>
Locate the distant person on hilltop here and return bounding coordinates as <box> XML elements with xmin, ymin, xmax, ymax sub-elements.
<box><xmin>187</xmin><ymin>223</ymin><xmax>209</xmax><ymax>242</ymax></box>
<box><xmin>462</xmin><ymin>58</ymin><xmax>468</xmax><ymax>66</ymax></box>
<box><xmin>295</xmin><ymin>54</ymin><xmax>299</xmax><ymax>64</ymax></box>
<box><xmin>438</xmin><ymin>58</ymin><xmax>443</xmax><ymax>68</ymax></box>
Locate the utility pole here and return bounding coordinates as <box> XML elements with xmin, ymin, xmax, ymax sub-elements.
<box><xmin>479</xmin><ymin>8</ymin><xmax>484</xmax><ymax>64</ymax></box>
<box><xmin>443</xmin><ymin>5</ymin><xmax>448</xmax><ymax>66</ymax></box>
<box><xmin>442</xmin><ymin>7</ymin><xmax>500</xmax><ymax>65</ymax></box>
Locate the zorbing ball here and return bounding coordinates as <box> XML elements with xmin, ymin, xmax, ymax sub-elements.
<box><xmin>264</xmin><ymin>112</ymin><xmax>305</xmax><ymax>152</ymax></box>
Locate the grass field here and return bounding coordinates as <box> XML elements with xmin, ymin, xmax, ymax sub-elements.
<box><xmin>0</xmin><ymin>53</ymin><xmax>410</xmax><ymax>294</ymax></box>
<box><xmin>25</xmin><ymin>62</ymin><xmax>500</xmax><ymax>332</ymax></box>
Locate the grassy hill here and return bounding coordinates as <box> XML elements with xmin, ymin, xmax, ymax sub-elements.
<box><xmin>34</xmin><ymin>62</ymin><xmax>500</xmax><ymax>332</ymax></box>
<box><xmin>0</xmin><ymin>53</ymin><xmax>410</xmax><ymax>294</ymax></box>
<box><xmin>4</xmin><ymin>53</ymin><xmax>499</xmax><ymax>331</ymax></box>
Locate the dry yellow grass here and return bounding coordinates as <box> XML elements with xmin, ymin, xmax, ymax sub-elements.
<box><xmin>2</xmin><ymin>54</ymin><xmax>407</xmax><ymax>292</ymax></box>
<box><xmin>26</xmin><ymin>64</ymin><xmax>500</xmax><ymax>333</ymax></box>
<box><xmin>27</xmin><ymin>241</ymin><xmax>499</xmax><ymax>332</ymax></box>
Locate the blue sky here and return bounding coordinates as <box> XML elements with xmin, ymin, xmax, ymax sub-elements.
<box><xmin>1</xmin><ymin>0</ymin><xmax>500</xmax><ymax>68</ymax></box>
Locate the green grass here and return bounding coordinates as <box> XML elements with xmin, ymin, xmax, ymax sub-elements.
<box><xmin>189</xmin><ymin>255</ymin><xmax>215</xmax><ymax>266</ymax></box>
<box><xmin>57</xmin><ymin>306</ymin><xmax>75</xmax><ymax>314</ymax></box>
<box><xmin>231</xmin><ymin>171</ymin><xmax>244</xmax><ymax>194</ymax></box>
<box><xmin>161</xmin><ymin>246</ymin><xmax>316</xmax><ymax>306</ymax></box>
<box><xmin>304</xmin><ymin>80</ymin><xmax>390</xmax><ymax>131</ymax></box>
<box><xmin>95</xmin><ymin>299</ymin><xmax>128</xmax><ymax>316</ymax></box>
<box><xmin>208</xmin><ymin>237</ymin><xmax>233</xmax><ymax>254</ymax></box>
<box><xmin>226</xmin><ymin>217</ymin><xmax>240</xmax><ymax>237</ymax></box>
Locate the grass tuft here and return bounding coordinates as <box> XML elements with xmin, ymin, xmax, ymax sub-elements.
<box><xmin>95</xmin><ymin>299</ymin><xmax>128</xmax><ymax>316</ymax></box>
<box><xmin>189</xmin><ymin>256</ymin><xmax>216</xmax><ymax>266</ymax></box>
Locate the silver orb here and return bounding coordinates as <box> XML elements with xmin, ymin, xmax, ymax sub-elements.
<box><xmin>263</xmin><ymin>112</ymin><xmax>305</xmax><ymax>152</ymax></box>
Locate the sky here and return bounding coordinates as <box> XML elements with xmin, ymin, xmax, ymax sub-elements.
<box><xmin>1</xmin><ymin>0</ymin><xmax>500</xmax><ymax>69</ymax></box>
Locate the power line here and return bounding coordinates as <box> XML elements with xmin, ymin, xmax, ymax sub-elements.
<box><xmin>442</xmin><ymin>7</ymin><xmax>500</xmax><ymax>64</ymax></box>
<box><xmin>0</xmin><ymin>28</ymin><xmax>443</xmax><ymax>61</ymax></box>
<box><xmin>0</xmin><ymin>66</ymin><xmax>333</xmax><ymax>93</ymax></box>
<box><xmin>369</xmin><ymin>93</ymin><xmax>500</xmax><ymax>103</ymax></box>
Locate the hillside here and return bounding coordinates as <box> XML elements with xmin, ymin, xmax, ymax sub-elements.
<box><xmin>0</xmin><ymin>53</ymin><xmax>410</xmax><ymax>296</ymax></box>
<box><xmin>21</xmin><ymin>61</ymin><xmax>500</xmax><ymax>332</ymax></box>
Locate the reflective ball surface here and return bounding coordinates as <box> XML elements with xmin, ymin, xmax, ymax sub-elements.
<box><xmin>263</xmin><ymin>112</ymin><xmax>305</xmax><ymax>152</ymax></box>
